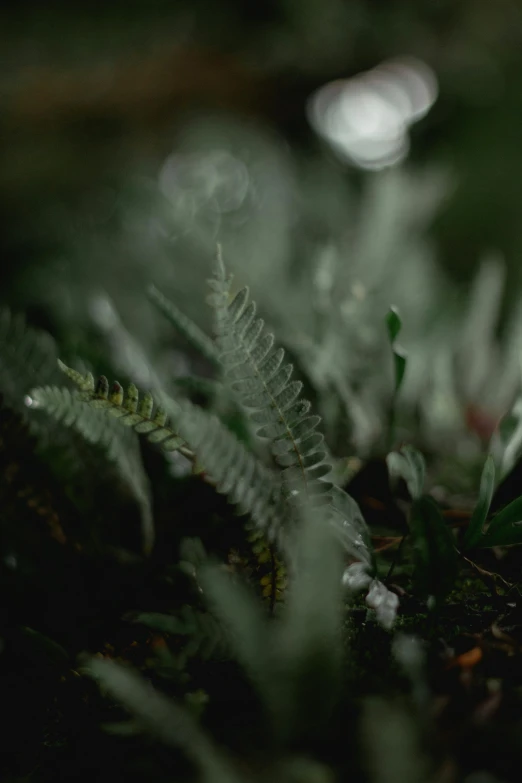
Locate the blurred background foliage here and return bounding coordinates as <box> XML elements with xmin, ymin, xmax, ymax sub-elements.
<box><xmin>4</xmin><ymin>0</ymin><xmax>522</xmax><ymax>492</ymax></box>
<box><xmin>3</xmin><ymin>0</ymin><xmax>522</xmax><ymax>393</ymax></box>
<box><xmin>4</xmin><ymin>0</ymin><xmax>522</xmax><ymax>298</ymax></box>
<box><xmin>2</xmin><ymin>0</ymin><xmax>522</xmax><ymax>480</ymax></box>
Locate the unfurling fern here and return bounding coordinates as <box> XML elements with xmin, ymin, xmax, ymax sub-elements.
<box><xmin>207</xmin><ymin>251</ymin><xmax>333</xmax><ymax>510</ymax></box>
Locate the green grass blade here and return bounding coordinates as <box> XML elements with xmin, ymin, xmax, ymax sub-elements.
<box><xmin>463</xmin><ymin>454</ymin><xmax>496</xmax><ymax>549</ymax></box>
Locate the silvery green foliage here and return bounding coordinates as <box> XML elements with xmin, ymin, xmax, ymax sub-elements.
<box><xmin>342</xmin><ymin>564</ymin><xmax>399</xmax><ymax>631</ymax></box>
<box><xmin>386</xmin><ymin>445</ymin><xmax>426</xmax><ymax>500</ymax></box>
<box><xmin>206</xmin><ymin>252</ymin><xmax>374</xmax><ymax>574</ymax></box>
<box><xmin>51</xmin><ymin>362</ymin><xmax>290</xmax><ymax>552</ymax></box>
<box><xmin>41</xmin><ymin>247</ymin><xmax>375</xmax><ymax>593</ymax></box>
<box><xmin>15</xmin><ymin>116</ymin><xmax>522</xmax><ymax>464</ymax></box>
<box><xmin>247</xmin><ymin>167</ymin><xmax>521</xmax><ymax>459</ymax></box>
<box><xmin>208</xmin><ymin>251</ymin><xmax>333</xmax><ymax>511</ymax></box>
<box><xmin>271</xmin><ymin>168</ymin><xmax>450</xmax><ymax>454</ymax></box>
<box><xmin>160</xmin><ymin>392</ymin><xmax>289</xmax><ymax>550</ymax></box>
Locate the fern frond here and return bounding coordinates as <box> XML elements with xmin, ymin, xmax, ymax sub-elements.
<box><xmin>55</xmin><ymin>361</ymin><xmax>287</xmax><ymax>546</ymax></box>
<box><xmin>29</xmin><ymin>385</ymin><xmax>155</xmax><ymax>555</ymax></box>
<box><xmin>170</xmin><ymin>396</ymin><xmax>287</xmax><ymax>548</ymax></box>
<box><xmin>57</xmin><ymin>360</ymin><xmax>188</xmax><ymax>454</ymax></box>
<box><xmin>208</xmin><ymin>255</ymin><xmax>333</xmax><ymax>509</ymax></box>
<box><xmin>148</xmin><ymin>285</ymin><xmax>219</xmax><ymax>366</ymax></box>
<box><xmin>207</xmin><ymin>253</ymin><xmax>375</xmax><ymax>570</ymax></box>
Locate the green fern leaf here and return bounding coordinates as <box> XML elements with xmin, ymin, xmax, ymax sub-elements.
<box><xmin>54</xmin><ymin>361</ymin><xmax>286</xmax><ymax>547</ymax></box>
<box><xmin>169</xmin><ymin>395</ymin><xmax>287</xmax><ymax>548</ymax></box>
<box><xmin>207</xmin><ymin>254</ymin><xmax>374</xmax><ymax>570</ymax></box>
<box><xmin>29</xmin><ymin>385</ymin><xmax>155</xmax><ymax>555</ymax></box>
<box><xmin>208</xmin><ymin>257</ymin><xmax>333</xmax><ymax>509</ymax></box>
<box><xmin>57</xmin><ymin>360</ymin><xmax>187</xmax><ymax>453</ymax></box>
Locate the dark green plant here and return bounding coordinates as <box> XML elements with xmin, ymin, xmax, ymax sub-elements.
<box><xmin>32</xmin><ymin>251</ymin><xmax>374</xmax><ymax>577</ymax></box>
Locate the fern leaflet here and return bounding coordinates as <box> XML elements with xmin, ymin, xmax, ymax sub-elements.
<box><xmin>57</xmin><ymin>359</ymin><xmax>189</xmax><ymax>455</ymax></box>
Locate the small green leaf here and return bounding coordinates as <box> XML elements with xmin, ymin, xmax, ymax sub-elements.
<box><xmin>479</xmin><ymin>495</ymin><xmax>522</xmax><ymax>548</ymax></box>
<box><xmin>393</xmin><ymin>349</ymin><xmax>407</xmax><ymax>394</ymax></box>
<box><xmin>385</xmin><ymin>307</ymin><xmax>402</xmax><ymax>343</ymax></box>
<box><xmin>386</xmin><ymin>445</ymin><xmax>426</xmax><ymax>500</ymax></box>
<box><xmin>409</xmin><ymin>496</ymin><xmax>457</xmax><ymax>602</ymax></box>
<box><xmin>463</xmin><ymin>454</ymin><xmax>496</xmax><ymax>549</ymax></box>
<box><xmin>386</xmin><ymin>307</ymin><xmax>408</xmax><ymax>395</ymax></box>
